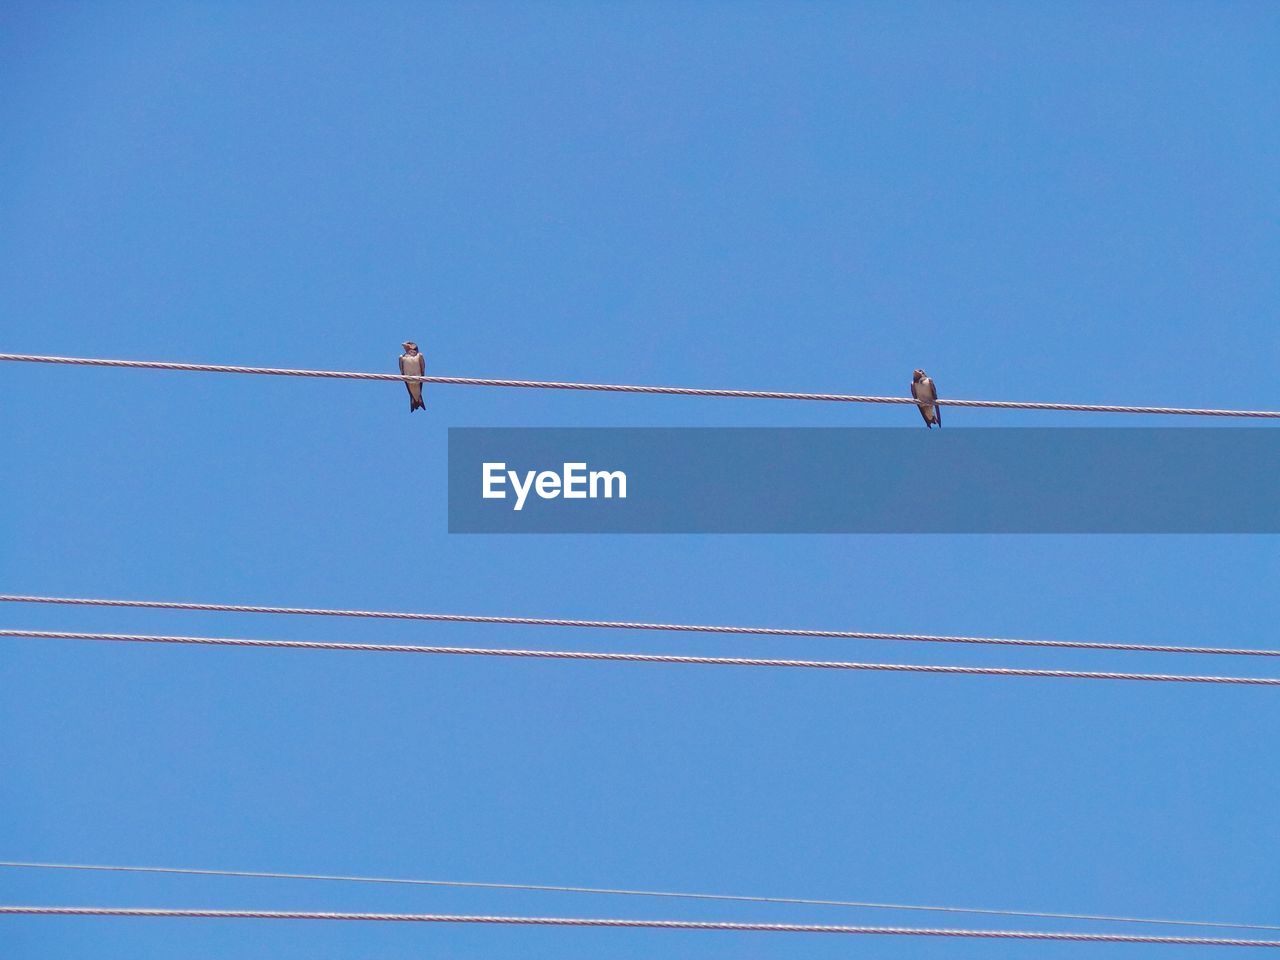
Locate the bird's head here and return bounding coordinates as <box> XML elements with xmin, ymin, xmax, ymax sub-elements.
<box><xmin>402</xmin><ymin>341</ymin><xmax>418</xmax><ymax>353</ymax></box>
<box><xmin>913</xmin><ymin>368</ymin><xmax>926</xmax><ymax>381</ymax></box>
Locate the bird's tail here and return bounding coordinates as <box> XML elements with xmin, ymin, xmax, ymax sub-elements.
<box><xmin>411</xmin><ymin>398</ymin><xmax>426</xmax><ymax>412</ymax></box>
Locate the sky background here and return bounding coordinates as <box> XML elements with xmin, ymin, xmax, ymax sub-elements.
<box><xmin>2</xmin><ymin>2</ymin><xmax>1279</xmax><ymax>957</ymax></box>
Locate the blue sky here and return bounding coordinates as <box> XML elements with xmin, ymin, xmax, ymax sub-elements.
<box><xmin>2</xmin><ymin>2</ymin><xmax>1278</xmax><ymax>957</ymax></box>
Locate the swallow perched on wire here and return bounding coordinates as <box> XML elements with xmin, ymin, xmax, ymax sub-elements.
<box><xmin>399</xmin><ymin>341</ymin><xmax>426</xmax><ymax>412</ymax></box>
<box><xmin>911</xmin><ymin>368</ymin><xmax>941</xmax><ymax>428</ymax></box>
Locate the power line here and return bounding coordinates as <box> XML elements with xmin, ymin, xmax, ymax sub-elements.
<box><xmin>3</xmin><ymin>860</ymin><xmax>1276</xmax><ymax>933</ymax></box>
<box><xmin>2</xmin><ymin>594</ymin><xmax>1274</xmax><ymax>658</ymax></box>
<box><xmin>3</xmin><ymin>352</ymin><xmax>1277</xmax><ymax>418</ymax></box>
<box><xmin>3</xmin><ymin>906</ymin><xmax>1279</xmax><ymax>945</ymax></box>
<box><xmin>7</xmin><ymin>629</ymin><xmax>1280</xmax><ymax>686</ymax></box>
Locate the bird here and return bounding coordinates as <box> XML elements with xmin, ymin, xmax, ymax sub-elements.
<box><xmin>399</xmin><ymin>341</ymin><xmax>426</xmax><ymax>412</ymax></box>
<box><xmin>911</xmin><ymin>368</ymin><xmax>941</xmax><ymax>428</ymax></box>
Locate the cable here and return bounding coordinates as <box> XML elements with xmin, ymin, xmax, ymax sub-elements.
<box><xmin>7</xmin><ymin>629</ymin><xmax>1280</xmax><ymax>686</ymax></box>
<box><xmin>2</xmin><ymin>594</ymin><xmax>1275</xmax><ymax>659</ymax></box>
<box><xmin>3</xmin><ymin>860</ymin><xmax>1276</xmax><ymax>933</ymax></box>
<box><xmin>3</xmin><ymin>352</ymin><xmax>1277</xmax><ymax>418</ymax></box>
<box><xmin>2</xmin><ymin>906</ymin><xmax>1279</xmax><ymax>945</ymax></box>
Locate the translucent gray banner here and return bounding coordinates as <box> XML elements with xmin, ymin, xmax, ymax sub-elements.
<box><xmin>448</xmin><ymin>428</ymin><xmax>1279</xmax><ymax>533</ymax></box>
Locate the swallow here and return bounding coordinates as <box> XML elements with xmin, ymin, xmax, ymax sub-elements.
<box><xmin>399</xmin><ymin>341</ymin><xmax>426</xmax><ymax>412</ymax></box>
<box><xmin>911</xmin><ymin>368</ymin><xmax>941</xmax><ymax>428</ymax></box>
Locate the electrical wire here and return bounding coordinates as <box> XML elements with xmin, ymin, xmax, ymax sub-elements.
<box><xmin>2</xmin><ymin>594</ymin><xmax>1274</xmax><ymax>658</ymax></box>
<box><xmin>2</xmin><ymin>906</ymin><xmax>1280</xmax><ymax>945</ymax></box>
<box><xmin>3</xmin><ymin>860</ymin><xmax>1277</xmax><ymax>933</ymax></box>
<box><xmin>7</xmin><ymin>355</ymin><xmax>1273</xmax><ymax>945</ymax></box>
<box><xmin>3</xmin><ymin>353</ymin><xmax>1277</xmax><ymax>418</ymax></box>
<box><xmin>7</xmin><ymin>629</ymin><xmax>1280</xmax><ymax>686</ymax></box>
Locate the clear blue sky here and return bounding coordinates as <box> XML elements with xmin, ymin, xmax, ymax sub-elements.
<box><xmin>2</xmin><ymin>3</ymin><xmax>1278</xmax><ymax>957</ymax></box>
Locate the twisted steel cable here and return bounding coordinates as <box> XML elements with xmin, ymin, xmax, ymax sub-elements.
<box><xmin>3</xmin><ymin>859</ymin><xmax>1277</xmax><ymax>932</ymax></box>
<box><xmin>2</xmin><ymin>906</ymin><xmax>1280</xmax><ymax>945</ymax></box>
<box><xmin>3</xmin><ymin>352</ymin><xmax>1277</xmax><ymax>417</ymax></box>
<box><xmin>6</xmin><ymin>629</ymin><xmax>1280</xmax><ymax>685</ymax></box>
<box><xmin>2</xmin><ymin>594</ymin><xmax>1275</xmax><ymax>658</ymax></box>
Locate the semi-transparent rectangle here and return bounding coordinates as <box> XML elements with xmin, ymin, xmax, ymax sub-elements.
<box><xmin>448</xmin><ymin>428</ymin><xmax>1279</xmax><ymax>533</ymax></box>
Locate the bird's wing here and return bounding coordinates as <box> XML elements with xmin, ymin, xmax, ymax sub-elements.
<box><xmin>932</xmin><ymin>380</ymin><xmax>940</xmax><ymax>425</ymax></box>
<box><xmin>398</xmin><ymin>355</ymin><xmax>409</xmax><ymax>375</ymax></box>
<box><xmin>911</xmin><ymin>380</ymin><xmax>921</xmax><ymax>401</ymax></box>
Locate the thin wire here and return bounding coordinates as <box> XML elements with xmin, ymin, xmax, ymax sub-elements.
<box><xmin>2</xmin><ymin>594</ymin><xmax>1275</xmax><ymax>659</ymax></box>
<box><xmin>3</xmin><ymin>906</ymin><xmax>1280</xmax><ymax>945</ymax></box>
<box><xmin>3</xmin><ymin>352</ymin><xmax>1277</xmax><ymax>418</ymax></box>
<box><xmin>3</xmin><ymin>860</ymin><xmax>1277</xmax><ymax>933</ymax></box>
<box><xmin>7</xmin><ymin>629</ymin><xmax>1280</xmax><ymax>686</ymax></box>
